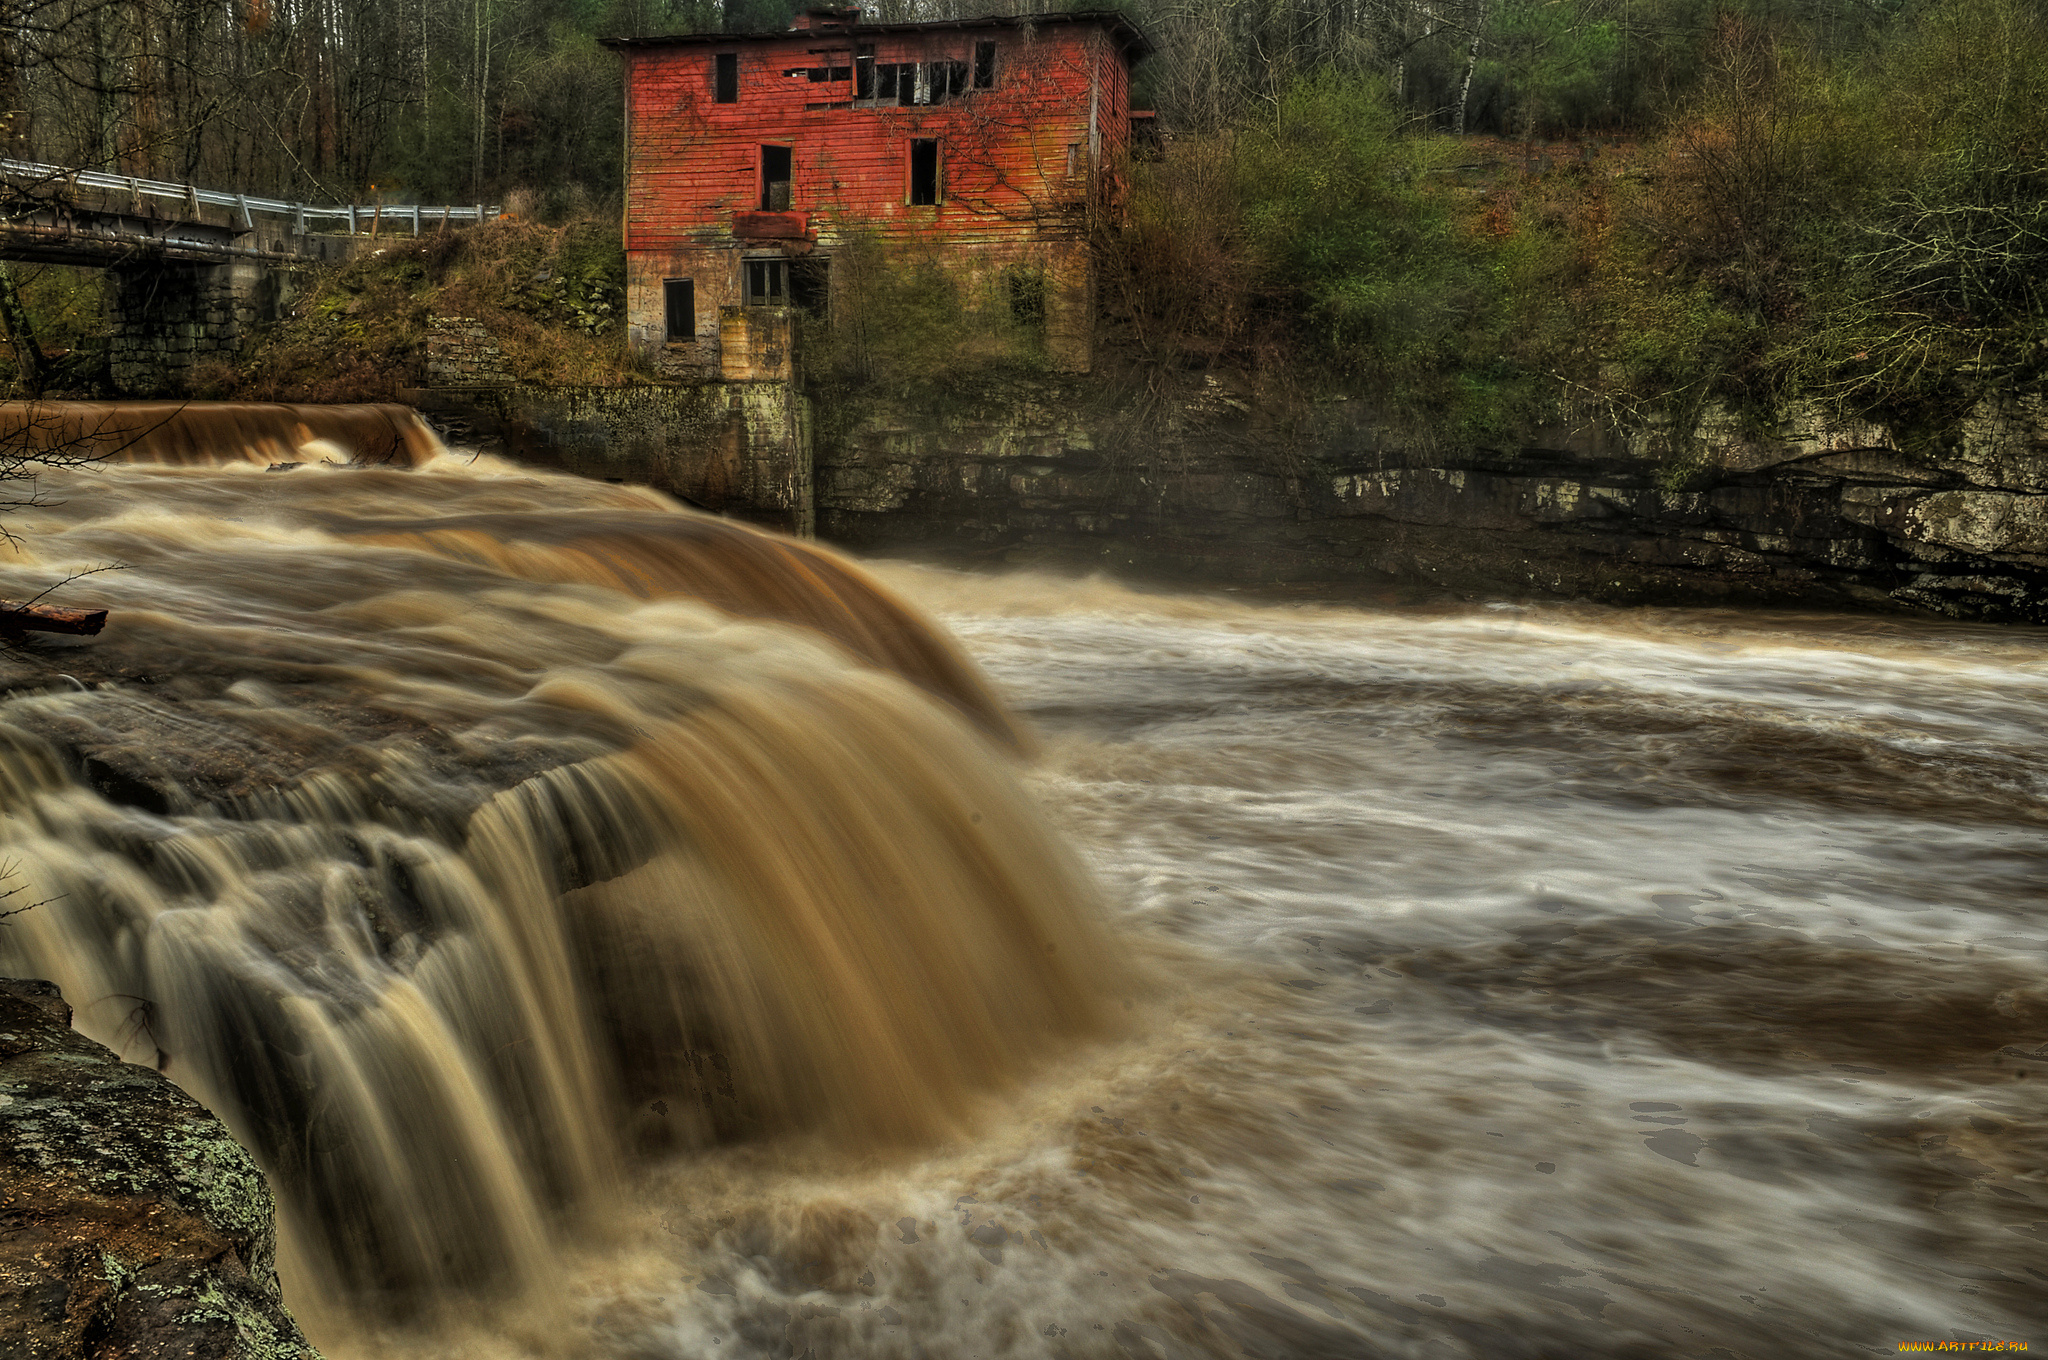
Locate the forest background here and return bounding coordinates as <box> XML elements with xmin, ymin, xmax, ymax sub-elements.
<box><xmin>0</xmin><ymin>0</ymin><xmax>2042</xmax><ymax>446</ymax></box>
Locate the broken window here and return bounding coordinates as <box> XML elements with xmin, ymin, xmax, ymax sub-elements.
<box><xmin>664</xmin><ymin>279</ymin><xmax>695</xmax><ymax>341</ymax></box>
<box><xmin>870</xmin><ymin>61</ymin><xmax>964</xmax><ymax>107</ymax></box>
<box><xmin>746</xmin><ymin>259</ymin><xmax>788</xmax><ymax>305</ymax></box>
<box><xmin>714</xmin><ymin>53</ymin><xmax>738</xmax><ymax>103</ymax></box>
<box><xmin>855</xmin><ymin>44</ymin><xmax>875</xmax><ymax>99</ymax></box>
<box><xmin>908</xmin><ymin>139</ymin><xmax>939</xmax><ymax>206</ymax></box>
<box><xmin>760</xmin><ymin>144</ymin><xmax>792</xmax><ymax>211</ymax></box>
<box><xmin>785</xmin><ymin>61</ymin><xmax>850</xmax><ymax>81</ymax></box>
<box><xmin>973</xmin><ymin>42</ymin><xmax>996</xmax><ymax>89</ymax></box>
<box><xmin>926</xmin><ymin>61</ymin><xmax>969</xmax><ymax>104</ymax></box>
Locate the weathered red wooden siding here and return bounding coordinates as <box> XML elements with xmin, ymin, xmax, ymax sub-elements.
<box><xmin>622</xmin><ymin>24</ymin><xmax>1114</xmax><ymax>253</ymax></box>
<box><xmin>614</xmin><ymin>16</ymin><xmax>1141</xmax><ymax>373</ymax></box>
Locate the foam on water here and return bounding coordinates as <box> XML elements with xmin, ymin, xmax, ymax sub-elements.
<box><xmin>0</xmin><ymin>417</ymin><xmax>2040</xmax><ymax>1357</ymax></box>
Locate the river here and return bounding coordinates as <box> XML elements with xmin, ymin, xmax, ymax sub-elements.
<box><xmin>0</xmin><ymin>413</ymin><xmax>2041</xmax><ymax>1358</ymax></box>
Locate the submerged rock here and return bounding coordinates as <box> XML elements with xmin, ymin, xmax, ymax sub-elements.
<box><xmin>0</xmin><ymin>978</ymin><xmax>320</xmax><ymax>1360</ymax></box>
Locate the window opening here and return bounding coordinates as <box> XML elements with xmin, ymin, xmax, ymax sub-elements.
<box><xmin>663</xmin><ymin>279</ymin><xmax>695</xmax><ymax>341</ymax></box>
<box><xmin>1006</xmin><ymin>269</ymin><xmax>1044</xmax><ymax>325</ymax></box>
<box><xmin>858</xmin><ymin>58</ymin><xmax>979</xmax><ymax>108</ymax></box>
<box><xmin>909</xmin><ymin>139</ymin><xmax>939</xmax><ymax>206</ymax></box>
<box><xmin>926</xmin><ymin>61</ymin><xmax>968</xmax><ymax>104</ymax></box>
<box><xmin>746</xmin><ymin>259</ymin><xmax>789</xmax><ymax>305</ymax></box>
<box><xmin>714</xmin><ymin>53</ymin><xmax>738</xmax><ymax>103</ymax></box>
<box><xmin>761</xmin><ymin>144</ymin><xmax>792</xmax><ymax>211</ymax></box>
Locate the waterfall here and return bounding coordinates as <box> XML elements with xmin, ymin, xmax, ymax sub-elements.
<box><xmin>0</xmin><ymin>407</ymin><xmax>1119</xmax><ymax>1316</ymax></box>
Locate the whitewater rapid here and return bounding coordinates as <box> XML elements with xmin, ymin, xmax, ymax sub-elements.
<box><xmin>585</xmin><ymin>571</ymin><xmax>2045</xmax><ymax>1360</ymax></box>
<box><xmin>0</xmin><ymin>418</ymin><xmax>2037</xmax><ymax>1357</ymax></box>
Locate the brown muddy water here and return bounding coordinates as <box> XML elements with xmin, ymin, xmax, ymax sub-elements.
<box><xmin>0</xmin><ymin>406</ymin><xmax>2042</xmax><ymax>1359</ymax></box>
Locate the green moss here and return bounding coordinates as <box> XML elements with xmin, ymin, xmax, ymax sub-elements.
<box><xmin>164</xmin><ymin>1115</ymin><xmax>275</xmax><ymax>1248</ymax></box>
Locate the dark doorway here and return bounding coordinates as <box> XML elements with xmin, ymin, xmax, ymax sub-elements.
<box><xmin>908</xmin><ymin>139</ymin><xmax>939</xmax><ymax>206</ymax></box>
<box><xmin>761</xmin><ymin>144</ymin><xmax>792</xmax><ymax>211</ymax></box>
<box><xmin>663</xmin><ymin>279</ymin><xmax>695</xmax><ymax>341</ymax></box>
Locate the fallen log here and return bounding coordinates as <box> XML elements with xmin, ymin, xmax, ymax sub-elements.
<box><xmin>0</xmin><ymin>600</ymin><xmax>107</xmax><ymax>635</ymax></box>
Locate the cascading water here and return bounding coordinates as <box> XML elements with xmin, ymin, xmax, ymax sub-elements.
<box><xmin>1</xmin><ymin>402</ymin><xmax>2041</xmax><ymax>1359</ymax></box>
<box><xmin>0</xmin><ymin>404</ymin><xmax>1120</xmax><ymax>1327</ymax></box>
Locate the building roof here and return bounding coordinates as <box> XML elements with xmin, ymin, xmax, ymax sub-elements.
<box><xmin>599</xmin><ymin>10</ymin><xmax>1153</xmax><ymax>63</ymax></box>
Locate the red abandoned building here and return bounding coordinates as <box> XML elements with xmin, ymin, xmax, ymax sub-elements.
<box><xmin>602</xmin><ymin>7</ymin><xmax>1150</xmax><ymax>378</ymax></box>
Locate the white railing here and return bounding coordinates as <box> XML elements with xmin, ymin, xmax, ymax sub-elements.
<box><xmin>0</xmin><ymin>158</ymin><xmax>500</xmax><ymax>235</ymax></box>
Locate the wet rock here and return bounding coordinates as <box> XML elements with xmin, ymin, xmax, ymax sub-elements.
<box><xmin>811</xmin><ymin>375</ymin><xmax>2048</xmax><ymax>624</ymax></box>
<box><xmin>0</xmin><ymin>978</ymin><xmax>320</xmax><ymax>1360</ymax></box>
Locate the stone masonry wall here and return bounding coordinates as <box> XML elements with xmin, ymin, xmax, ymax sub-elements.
<box><xmin>106</xmin><ymin>261</ymin><xmax>261</xmax><ymax>398</ymax></box>
<box><xmin>411</xmin><ymin>380</ymin><xmax>813</xmax><ymax>536</ymax></box>
<box><xmin>105</xmin><ymin>235</ymin><xmax>366</xmax><ymax>398</ymax></box>
<box><xmin>424</xmin><ymin>315</ymin><xmax>515</xmax><ymax>386</ymax></box>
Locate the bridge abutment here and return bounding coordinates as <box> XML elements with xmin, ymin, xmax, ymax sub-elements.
<box><xmin>105</xmin><ymin>259</ymin><xmax>279</xmax><ymax>397</ymax></box>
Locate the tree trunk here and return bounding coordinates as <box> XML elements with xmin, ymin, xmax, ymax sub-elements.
<box><xmin>0</xmin><ymin>265</ymin><xmax>50</xmax><ymax>399</ymax></box>
<box><xmin>1454</xmin><ymin>0</ymin><xmax>1486</xmax><ymax>136</ymax></box>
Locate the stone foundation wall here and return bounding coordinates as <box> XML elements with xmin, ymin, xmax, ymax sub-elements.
<box><xmin>106</xmin><ymin>234</ymin><xmax>368</xmax><ymax>398</ymax></box>
<box><xmin>105</xmin><ymin>261</ymin><xmax>261</xmax><ymax>397</ymax></box>
<box><xmin>410</xmin><ymin>379</ymin><xmax>813</xmax><ymax>537</ymax></box>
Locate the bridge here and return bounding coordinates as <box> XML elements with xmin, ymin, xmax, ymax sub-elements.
<box><xmin>0</xmin><ymin>159</ymin><xmax>500</xmax><ymax>395</ymax></box>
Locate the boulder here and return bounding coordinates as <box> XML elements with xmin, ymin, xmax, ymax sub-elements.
<box><xmin>0</xmin><ymin>978</ymin><xmax>320</xmax><ymax>1360</ymax></box>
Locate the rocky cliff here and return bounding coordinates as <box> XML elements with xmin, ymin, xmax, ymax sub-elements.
<box><xmin>813</xmin><ymin>375</ymin><xmax>2048</xmax><ymax>622</ymax></box>
<box><xmin>0</xmin><ymin>979</ymin><xmax>319</xmax><ymax>1360</ymax></box>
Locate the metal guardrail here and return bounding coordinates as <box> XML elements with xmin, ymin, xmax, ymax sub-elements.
<box><xmin>0</xmin><ymin>157</ymin><xmax>500</xmax><ymax>235</ymax></box>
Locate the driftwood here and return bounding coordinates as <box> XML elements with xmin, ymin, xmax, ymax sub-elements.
<box><xmin>0</xmin><ymin>600</ymin><xmax>107</xmax><ymax>635</ymax></box>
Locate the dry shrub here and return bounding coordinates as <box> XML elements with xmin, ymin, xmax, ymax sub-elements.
<box><xmin>205</xmin><ymin>214</ymin><xmax>630</xmax><ymax>402</ymax></box>
<box><xmin>1102</xmin><ymin>133</ymin><xmax>1262</xmax><ymax>364</ymax></box>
